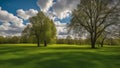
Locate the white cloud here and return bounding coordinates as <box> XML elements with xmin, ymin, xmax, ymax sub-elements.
<box><xmin>47</xmin><ymin>11</ymin><xmax>56</xmax><ymax>20</ymax></box>
<box><xmin>0</xmin><ymin>22</ymin><xmax>25</xmax><ymax>36</ymax></box>
<box><xmin>0</xmin><ymin>22</ymin><xmax>10</xmax><ymax>30</ymax></box>
<box><xmin>17</xmin><ymin>9</ymin><xmax>38</xmax><ymax>20</ymax></box>
<box><xmin>37</xmin><ymin>0</ymin><xmax>53</xmax><ymax>12</ymax></box>
<box><xmin>0</xmin><ymin>8</ymin><xmax>24</xmax><ymax>28</ymax></box>
<box><xmin>37</xmin><ymin>0</ymin><xmax>80</xmax><ymax>19</ymax></box>
<box><xmin>55</xmin><ymin>21</ymin><xmax>68</xmax><ymax>37</ymax></box>
<box><xmin>0</xmin><ymin>7</ymin><xmax>25</xmax><ymax>36</ymax></box>
<box><xmin>53</xmin><ymin>0</ymin><xmax>80</xmax><ymax>19</ymax></box>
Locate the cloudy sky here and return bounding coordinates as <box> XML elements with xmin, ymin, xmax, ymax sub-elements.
<box><xmin>0</xmin><ymin>0</ymin><xmax>80</xmax><ymax>38</ymax></box>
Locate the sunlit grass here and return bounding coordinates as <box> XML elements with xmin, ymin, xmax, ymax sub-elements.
<box><xmin>0</xmin><ymin>44</ymin><xmax>120</xmax><ymax>68</ymax></box>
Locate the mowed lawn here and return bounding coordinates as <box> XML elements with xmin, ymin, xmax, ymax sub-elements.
<box><xmin>0</xmin><ymin>44</ymin><xmax>120</xmax><ymax>68</ymax></box>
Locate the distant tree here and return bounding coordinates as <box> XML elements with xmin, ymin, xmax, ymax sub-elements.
<box><xmin>97</xmin><ymin>30</ymin><xmax>108</xmax><ymax>47</ymax></box>
<box><xmin>113</xmin><ymin>24</ymin><xmax>120</xmax><ymax>39</ymax></box>
<box><xmin>66</xmin><ymin>35</ymin><xmax>72</xmax><ymax>44</ymax></box>
<box><xmin>21</xmin><ymin>25</ymin><xmax>31</xmax><ymax>43</ymax></box>
<box><xmin>22</xmin><ymin>11</ymin><xmax>56</xmax><ymax>47</ymax></box>
<box><xmin>70</xmin><ymin>0</ymin><xmax>120</xmax><ymax>48</ymax></box>
<box><xmin>0</xmin><ymin>36</ymin><xmax>5</xmax><ymax>44</ymax></box>
<box><xmin>11</xmin><ymin>36</ymin><xmax>20</xmax><ymax>43</ymax></box>
<box><xmin>108</xmin><ymin>24</ymin><xmax>120</xmax><ymax>45</ymax></box>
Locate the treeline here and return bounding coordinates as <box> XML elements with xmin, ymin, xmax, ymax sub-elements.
<box><xmin>57</xmin><ymin>39</ymin><xmax>120</xmax><ymax>45</ymax></box>
<box><xmin>0</xmin><ymin>36</ymin><xmax>39</xmax><ymax>44</ymax></box>
<box><xmin>0</xmin><ymin>36</ymin><xmax>20</xmax><ymax>44</ymax></box>
<box><xmin>0</xmin><ymin>36</ymin><xmax>120</xmax><ymax>45</ymax></box>
<box><xmin>57</xmin><ymin>39</ymin><xmax>89</xmax><ymax>45</ymax></box>
<box><xmin>0</xmin><ymin>36</ymin><xmax>55</xmax><ymax>44</ymax></box>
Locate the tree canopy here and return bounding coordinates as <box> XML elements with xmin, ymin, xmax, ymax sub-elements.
<box><xmin>69</xmin><ymin>0</ymin><xmax>120</xmax><ymax>48</ymax></box>
<box><xmin>22</xmin><ymin>11</ymin><xmax>56</xmax><ymax>47</ymax></box>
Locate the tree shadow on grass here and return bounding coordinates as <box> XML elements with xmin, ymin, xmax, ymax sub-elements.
<box><xmin>0</xmin><ymin>46</ymin><xmax>120</xmax><ymax>68</ymax></box>
<box><xmin>0</xmin><ymin>46</ymin><xmax>98</xmax><ymax>54</ymax></box>
<box><xmin>0</xmin><ymin>46</ymin><xmax>38</xmax><ymax>55</ymax></box>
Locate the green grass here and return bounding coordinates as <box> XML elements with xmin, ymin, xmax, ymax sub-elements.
<box><xmin>0</xmin><ymin>44</ymin><xmax>120</xmax><ymax>68</ymax></box>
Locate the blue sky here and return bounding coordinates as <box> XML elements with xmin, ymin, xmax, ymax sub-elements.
<box><xmin>0</xmin><ymin>0</ymin><xmax>80</xmax><ymax>37</ymax></box>
<box><xmin>0</xmin><ymin>0</ymin><xmax>39</xmax><ymax>15</ymax></box>
<box><xmin>0</xmin><ymin>0</ymin><xmax>70</xmax><ymax>23</ymax></box>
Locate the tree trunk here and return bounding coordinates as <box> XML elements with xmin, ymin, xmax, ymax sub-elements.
<box><xmin>101</xmin><ymin>34</ymin><xmax>107</xmax><ymax>47</ymax></box>
<box><xmin>44</xmin><ymin>40</ymin><xmax>47</xmax><ymax>47</ymax></box>
<box><xmin>101</xmin><ymin>38</ymin><xmax>105</xmax><ymax>47</ymax></box>
<box><xmin>90</xmin><ymin>33</ymin><xmax>96</xmax><ymax>48</ymax></box>
<box><xmin>101</xmin><ymin>41</ymin><xmax>103</xmax><ymax>47</ymax></box>
<box><xmin>91</xmin><ymin>39</ymin><xmax>96</xmax><ymax>48</ymax></box>
<box><xmin>37</xmin><ymin>41</ymin><xmax>40</xmax><ymax>47</ymax></box>
<box><xmin>37</xmin><ymin>37</ymin><xmax>40</xmax><ymax>47</ymax></box>
<box><xmin>35</xmin><ymin>34</ymin><xmax>40</xmax><ymax>47</ymax></box>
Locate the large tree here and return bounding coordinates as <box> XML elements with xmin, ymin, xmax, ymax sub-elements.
<box><xmin>22</xmin><ymin>12</ymin><xmax>56</xmax><ymax>47</ymax></box>
<box><xmin>70</xmin><ymin>0</ymin><xmax>120</xmax><ymax>48</ymax></box>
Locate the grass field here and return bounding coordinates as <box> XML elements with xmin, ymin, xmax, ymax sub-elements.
<box><xmin>0</xmin><ymin>44</ymin><xmax>120</xmax><ymax>68</ymax></box>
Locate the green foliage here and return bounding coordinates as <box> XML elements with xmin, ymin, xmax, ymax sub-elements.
<box><xmin>57</xmin><ymin>38</ymin><xmax>90</xmax><ymax>45</ymax></box>
<box><xmin>0</xmin><ymin>35</ymin><xmax>119</xmax><ymax>45</ymax></box>
<box><xmin>0</xmin><ymin>36</ymin><xmax>5</xmax><ymax>44</ymax></box>
<box><xmin>22</xmin><ymin>11</ymin><xmax>56</xmax><ymax>46</ymax></box>
<box><xmin>0</xmin><ymin>36</ymin><xmax>20</xmax><ymax>44</ymax></box>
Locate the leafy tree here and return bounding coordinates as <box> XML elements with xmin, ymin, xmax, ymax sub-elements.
<box><xmin>22</xmin><ymin>11</ymin><xmax>56</xmax><ymax>47</ymax></box>
<box><xmin>0</xmin><ymin>36</ymin><xmax>5</xmax><ymax>44</ymax></box>
<box><xmin>21</xmin><ymin>24</ymin><xmax>33</xmax><ymax>43</ymax></box>
<box><xmin>70</xmin><ymin>0</ymin><xmax>120</xmax><ymax>48</ymax></box>
<box><xmin>97</xmin><ymin>30</ymin><xmax>108</xmax><ymax>47</ymax></box>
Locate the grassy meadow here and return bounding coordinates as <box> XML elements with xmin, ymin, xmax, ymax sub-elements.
<box><xmin>0</xmin><ymin>44</ymin><xmax>120</xmax><ymax>68</ymax></box>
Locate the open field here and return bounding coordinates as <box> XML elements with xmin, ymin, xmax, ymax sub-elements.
<box><xmin>0</xmin><ymin>44</ymin><xmax>120</xmax><ymax>68</ymax></box>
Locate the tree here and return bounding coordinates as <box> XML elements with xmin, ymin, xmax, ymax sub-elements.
<box><xmin>70</xmin><ymin>0</ymin><xmax>120</xmax><ymax>48</ymax></box>
<box><xmin>21</xmin><ymin>25</ymin><xmax>31</xmax><ymax>43</ymax></box>
<box><xmin>0</xmin><ymin>36</ymin><xmax>5</xmax><ymax>44</ymax></box>
<box><xmin>113</xmin><ymin>24</ymin><xmax>120</xmax><ymax>39</ymax></box>
<box><xmin>22</xmin><ymin>12</ymin><xmax>56</xmax><ymax>47</ymax></box>
<box><xmin>97</xmin><ymin>30</ymin><xmax>108</xmax><ymax>47</ymax></box>
<box><xmin>66</xmin><ymin>35</ymin><xmax>72</xmax><ymax>44</ymax></box>
<box><xmin>41</xmin><ymin>20</ymin><xmax>56</xmax><ymax>46</ymax></box>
